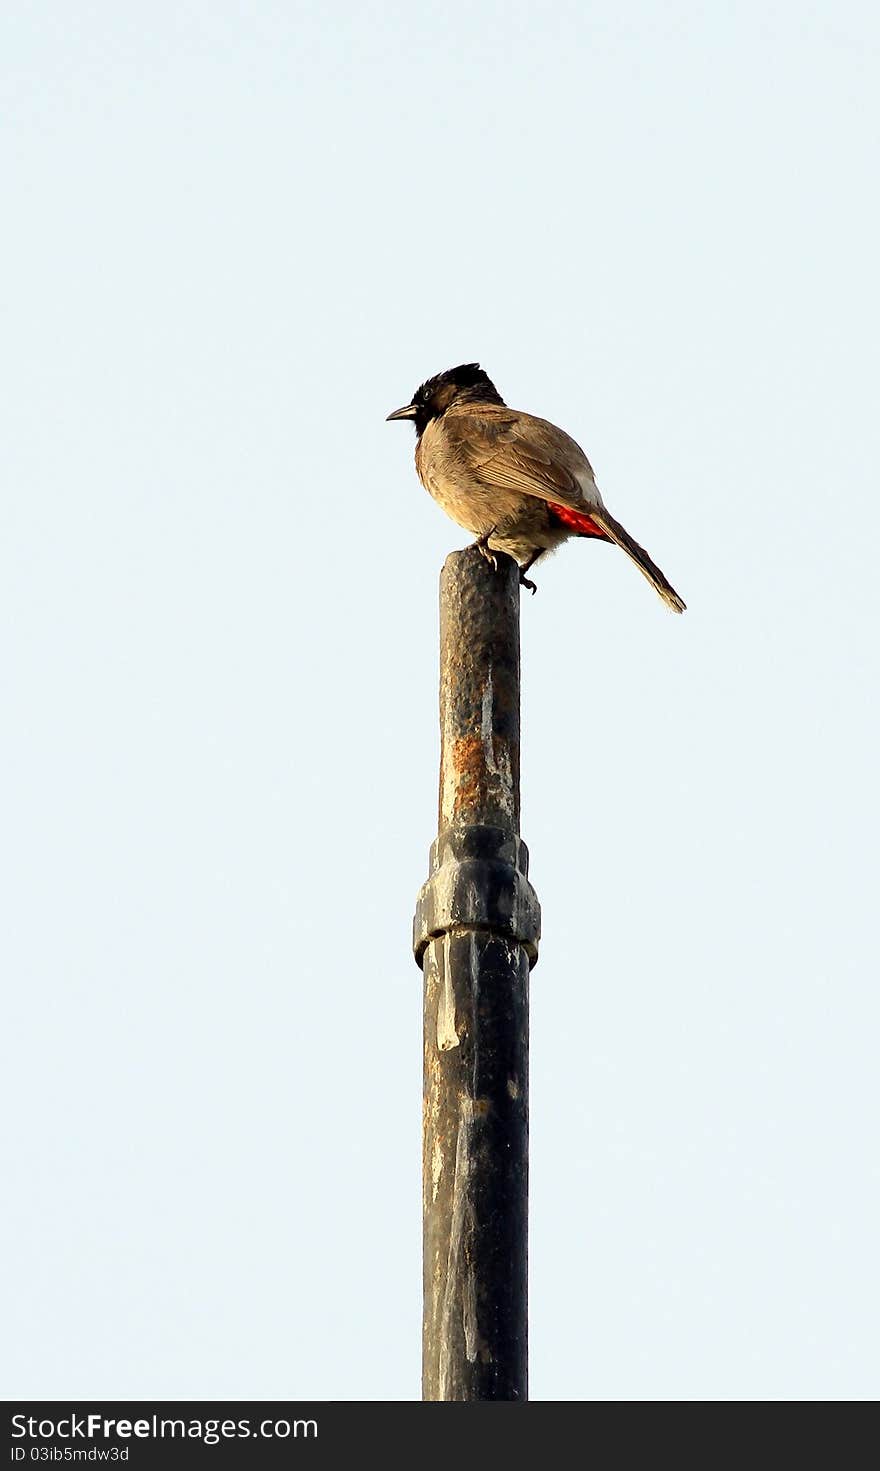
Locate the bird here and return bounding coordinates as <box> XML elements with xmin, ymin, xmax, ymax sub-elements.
<box><xmin>387</xmin><ymin>363</ymin><xmax>686</xmax><ymax>612</ymax></box>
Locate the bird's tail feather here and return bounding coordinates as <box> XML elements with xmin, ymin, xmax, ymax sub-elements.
<box><xmin>590</xmin><ymin>509</ymin><xmax>686</xmax><ymax>614</ymax></box>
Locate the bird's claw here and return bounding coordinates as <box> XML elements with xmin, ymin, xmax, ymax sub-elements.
<box><xmin>474</xmin><ymin>527</ymin><xmax>499</xmax><ymax>572</ymax></box>
<box><xmin>519</xmin><ymin>574</ymin><xmax>538</xmax><ymax>595</ymax></box>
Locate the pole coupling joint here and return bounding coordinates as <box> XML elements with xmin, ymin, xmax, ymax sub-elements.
<box><xmin>413</xmin><ymin>824</ymin><xmax>541</xmax><ymax>970</ymax></box>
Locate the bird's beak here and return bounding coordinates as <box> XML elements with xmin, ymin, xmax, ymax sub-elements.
<box><xmin>386</xmin><ymin>404</ymin><xmax>418</xmax><ymax>422</ymax></box>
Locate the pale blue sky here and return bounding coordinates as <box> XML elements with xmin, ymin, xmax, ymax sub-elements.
<box><xmin>3</xmin><ymin>0</ymin><xmax>878</xmax><ymax>1400</ymax></box>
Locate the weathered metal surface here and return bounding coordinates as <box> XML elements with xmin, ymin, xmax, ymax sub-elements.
<box><xmin>415</xmin><ymin>545</ymin><xmax>540</xmax><ymax>1402</ymax></box>
<box><xmin>422</xmin><ymin>932</ymin><xmax>529</xmax><ymax>1400</ymax></box>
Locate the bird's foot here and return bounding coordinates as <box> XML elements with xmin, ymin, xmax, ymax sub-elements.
<box><xmin>519</xmin><ymin>573</ymin><xmax>538</xmax><ymax>595</ymax></box>
<box><xmin>473</xmin><ymin>527</ymin><xmax>499</xmax><ymax>571</ymax></box>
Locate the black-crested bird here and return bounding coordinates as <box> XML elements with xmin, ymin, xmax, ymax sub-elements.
<box><xmin>387</xmin><ymin>363</ymin><xmax>686</xmax><ymax>612</ymax></box>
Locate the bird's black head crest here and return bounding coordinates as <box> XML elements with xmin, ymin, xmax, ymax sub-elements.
<box><xmin>405</xmin><ymin>363</ymin><xmax>505</xmax><ymax>435</ymax></box>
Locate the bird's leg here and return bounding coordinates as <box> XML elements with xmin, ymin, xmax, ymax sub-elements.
<box><xmin>473</xmin><ymin>525</ymin><xmax>499</xmax><ymax>571</ymax></box>
<box><xmin>518</xmin><ymin>549</ymin><xmax>542</xmax><ymax>595</ymax></box>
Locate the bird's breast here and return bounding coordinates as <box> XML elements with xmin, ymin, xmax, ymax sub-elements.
<box><xmin>415</xmin><ymin>422</ymin><xmax>522</xmax><ymax>538</ymax></box>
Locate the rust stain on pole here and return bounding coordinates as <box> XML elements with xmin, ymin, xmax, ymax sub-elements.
<box><xmin>414</xmin><ymin>545</ymin><xmax>540</xmax><ymax>1402</ymax></box>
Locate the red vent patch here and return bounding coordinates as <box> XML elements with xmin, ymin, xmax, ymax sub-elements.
<box><xmin>548</xmin><ymin>503</ymin><xmax>610</xmax><ymax>539</ymax></box>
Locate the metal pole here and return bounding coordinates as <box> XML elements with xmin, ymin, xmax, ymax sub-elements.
<box><xmin>413</xmin><ymin>545</ymin><xmax>541</xmax><ymax>1401</ymax></box>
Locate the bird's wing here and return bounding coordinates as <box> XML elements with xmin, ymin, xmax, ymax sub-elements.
<box><xmin>444</xmin><ymin>407</ymin><xmax>603</xmax><ymax>511</ymax></box>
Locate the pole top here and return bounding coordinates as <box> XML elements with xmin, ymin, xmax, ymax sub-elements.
<box><xmin>438</xmin><ymin>547</ymin><xmax>521</xmax><ymax>832</ymax></box>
